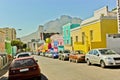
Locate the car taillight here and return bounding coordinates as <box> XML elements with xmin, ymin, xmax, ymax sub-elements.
<box><xmin>9</xmin><ymin>69</ymin><xmax>19</xmax><ymax>75</ymax></box>
<box><xmin>30</xmin><ymin>65</ymin><xmax>39</xmax><ymax>71</ymax></box>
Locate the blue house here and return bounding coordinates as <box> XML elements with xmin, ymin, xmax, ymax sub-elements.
<box><xmin>62</xmin><ymin>23</ymin><xmax>80</xmax><ymax>50</ymax></box>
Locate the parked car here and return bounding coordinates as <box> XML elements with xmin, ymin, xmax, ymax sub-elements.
<box><xmin>52</xmin><ymin>52</ymin><xmax>59</xmax><ymax>59</ymax></box>
<box><xmin>14</xmin><ymin>52</ymin><xmax>31</xmax><ymax>59</ymax></box>
<box><xmin>85</xmin><ymin>48</ymin><xmax>120</xmax><ymax>68</ymax></box>
<box><xmin>8</xmin><ymin>57</ymin><xmax>41</xmax><ymax>80</ymax></box>
<box><xmin>58</xmin><ymin>50</ymin><xmax>70</xmax><ymax>61</ymax></box>
<box><xmin>69</xmin><ymin>50</ymin><xmax>85</xmax><ymax>63</ymax></box>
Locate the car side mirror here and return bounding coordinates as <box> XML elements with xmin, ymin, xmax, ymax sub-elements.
<box><xmin>96</xmin><ymin>54</ymin><xmax>99</xmax><ymax>56</ymax></box>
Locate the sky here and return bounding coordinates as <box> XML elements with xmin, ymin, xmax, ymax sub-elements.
<box><xmin>0</xmin><ymin>0</ymin><xmax>116</xmax><ymax>38</ymax></box>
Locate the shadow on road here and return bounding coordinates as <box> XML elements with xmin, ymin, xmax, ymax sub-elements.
<box><xmin>41</xmin><ymin>73</ymin><xmax>48</xmax><ymax>80</ymax></box>
<box><xmin>0</xmin><ymin>77</ymin><xmax>8</xmax><ymax>80</ymax></box>
<box><xmin>0</xmin><ymin>73</ymin><xmax>48</xmax><ymax>80</ymax></box>
<box><xmin>0</xmin><ymin>65</ymin><xmax>9</xmax><ymax>77</ymax></box>
<box><xmin>91</xmin><ymin>64</ymin><xmax>120</xmax><ymax>69</ymax></box>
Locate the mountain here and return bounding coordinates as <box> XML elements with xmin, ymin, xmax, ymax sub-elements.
<box><xmin>20</xmin><ymin>15</ymin><xmax>82</xmax><ymax>43</ymax></box>
<box><xmin>43</xmin><ymin>15</ymin><xmax>82</xmax><ymax>33</ymax></box>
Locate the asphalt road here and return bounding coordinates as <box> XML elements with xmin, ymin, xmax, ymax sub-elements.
<box><xmin>36</xmin><ymin>55</ymin><xmax>120</xmax><ymax>80</ymax></box>
<box><xmin>1</xmin><ymin>55</ymin><xmax>120</xmax><ymax>80</ymax></box>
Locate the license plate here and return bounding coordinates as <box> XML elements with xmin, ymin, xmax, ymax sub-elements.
<box><xmin>20</xmin><ymin>68</ymin><xmax>29</xmax><ymax>72</ymax></box>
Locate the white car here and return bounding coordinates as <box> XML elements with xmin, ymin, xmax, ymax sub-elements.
<box><xmin>15</xmin><ymin>52</ymin><xmax>31</xmax><ymax>58</ymax></box>
<box><xmin>85</xmin><ymin>48</ymin><xmax>120</xmax><ymax>68</ymax></box>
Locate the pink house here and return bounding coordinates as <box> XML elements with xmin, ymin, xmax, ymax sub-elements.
<box><xmin>50</xmin><ymin>34</ymin><xmax>64</xmax><ymax>52</ymax></box>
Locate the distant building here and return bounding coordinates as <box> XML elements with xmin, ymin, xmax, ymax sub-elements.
<box><xmin>62</xmin><ymin>23</ymin><xmax>80</xmax><ymax>51</ymax></box>
<box><xmin>0</xmin><ymin>30</ymin><xmax>5</xmax><ymax>52</ymax></box>
<box><xmin>0</xmin><ymin>27</ymin><xmax>16</xmax><ymax>41</ymax></box>
<box><xmin>117</xmin><ymin>0</ymin><xmax>120</xmax><ymax>33</ymax></box>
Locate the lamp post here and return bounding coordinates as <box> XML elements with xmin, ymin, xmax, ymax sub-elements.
<box><xmin>16</xmin><ymin>28</ymin><xmax>22</xmax><ymax>39</ymax></box>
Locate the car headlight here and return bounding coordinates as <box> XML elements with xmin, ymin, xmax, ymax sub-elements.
<box><xmin>105</xmin><ymin>57</ymin><xmax>113</xmax><ymax>60</ymax></box>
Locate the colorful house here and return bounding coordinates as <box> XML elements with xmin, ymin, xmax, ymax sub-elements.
<box><xmin>71</xmin><ymin>6</ymin><xmax>118</xmax><ymax>53</ymax></box>
<box><xmin>62</xmin><ymin>23</ymin><xmax>80</xmax><ymax>51</ymax></box>
<box><xmin>50</xmin><ymin>34</ymin><xmax>64</xmax><ymax>52</ymax></box>
<box><xmin>0</xmin><ymin>30</ymin><xmax>5</xmax><ymax>53</ymax></box>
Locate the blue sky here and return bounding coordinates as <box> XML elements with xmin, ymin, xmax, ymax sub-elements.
<box><xmin>0</xmin><ymin>0</ymin><xmax>116</xmax><ymax>37</ymax></box>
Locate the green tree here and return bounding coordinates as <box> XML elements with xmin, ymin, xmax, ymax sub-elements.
<box><xmin>11</xmin><ymin>40</ymin><xmax>23</xmax><ymax>50</ymax></box>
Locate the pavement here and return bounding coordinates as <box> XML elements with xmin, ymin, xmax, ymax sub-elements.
<box><xmin>0</xmin><ymin>60</ymin><xmax>12</xmax><ymax>77</ymax></box>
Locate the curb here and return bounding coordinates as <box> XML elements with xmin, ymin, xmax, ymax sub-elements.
<box><xmin>0</xmin><ymin>60</ymin><xmax>12</xmax><ymax>70</ymax></box>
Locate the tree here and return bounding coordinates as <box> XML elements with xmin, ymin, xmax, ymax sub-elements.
<box><xmin>22</xmin><ymin>43</ymin><xmax>27</xmax><ymax>51</ymax></box>
<box><xmin>11</xmin><ymin>40</ymin><xmax>23</xmax><ymax>50</ymax></box>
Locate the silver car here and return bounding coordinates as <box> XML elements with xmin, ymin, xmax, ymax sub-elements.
<box><xmin>58</xmin><ymin>50</ymin><xmax>70</xmax><ymax>61</ymax></box>
<box><xmin>85</xmin><ymin>48</ymin><xmax>120</xmax><ymax>68</ymax></box>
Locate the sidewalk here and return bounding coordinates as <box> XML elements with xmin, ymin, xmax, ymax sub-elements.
<box><xmin>0</xmin><ymin>60</ymin><xmax>12</xmax><ymax>77</ymax></box>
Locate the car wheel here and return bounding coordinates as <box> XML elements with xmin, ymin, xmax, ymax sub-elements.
<box><xmin>69</xmin><ymin>58</ymin><xmax>72</xmax><ymax>62</ymax></box>
<box><xmin>100</xmin><ymin>61</ymin><xmax>106</xmax><ymax>68</ymax></box>
<box><xmin>59</xmin><ymin>57</ymin><xmax>61</xmax><ymax>60</ymax></box>
<box><xmin>87</xmin><ymin>59</ymin><xmax>91</xmax><ymax>65</ymax></box>
<box><xmin>62</xmin><ymin>56</ymin><xmax>65</xmax><ymax>61</ymax></box>
<box><xmin>75</xmin><ymin>59</ymin><xmax>79</xmax><ymax>63</ymax></box>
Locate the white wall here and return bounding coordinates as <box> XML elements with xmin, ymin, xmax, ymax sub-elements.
<box><xmin>106</xmin><ymin>34</ymin><xmax>120</xmax><ymax>54</ymax></box>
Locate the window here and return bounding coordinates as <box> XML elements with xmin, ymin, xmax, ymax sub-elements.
<box><xmin>67</xmin><ymin>40</ymin><xmax>69</xmax><ymax>44</ymax></box>
<box><xmin>66</xmin><ymin>30</ymin><xmax>68</xmax><ymax>35</ymax></box>
<box><xmin>76</xmin><ymin>36</ymin><xmax>78</xmax><ymax>42</ymax></box>
<box><xmin>71</xmin><ymin>37</ymin><xmax>73</xmax><ymax>46</ymax></box>
<box><xmin>90</xmin><ymin>30</ymin><xmax>93</xmax><ymax>41</ymax></box>
<box><xmin>94</xmin><ymin>50</ymin><xmax>99</xmax><ymax>55</ymax></box>
<box><xmin>82</xmin><ymin>32</ymin><xmax>85</xmax><ymax>44</ymax></box>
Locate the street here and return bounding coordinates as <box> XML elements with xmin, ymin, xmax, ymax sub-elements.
<box><xmin>1</xmin><ymin>55</ymin><xmax>120</xmax><ymax>80</ymax></box>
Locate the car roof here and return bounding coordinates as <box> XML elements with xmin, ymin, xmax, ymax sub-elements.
<box><xmin>14</xmin><ymin>56</ymin><xmax>34</xmax><ymax>61</ymax></box>
<box><xmin>93</xmin><ymin>48</ymin><xmax>110</xmax><ymax>50</ymax></box>
<box><xmin>17</xmin><ymin>52</ymin><xmax>30</xmax><ymax>55</ymax></box>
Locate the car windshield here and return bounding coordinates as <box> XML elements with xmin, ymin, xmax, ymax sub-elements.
<box><xmin>11</xmin><ymin>58</ymin><xmax>36</xmax><ymax>68</ymax></box>
<box><xmin>64</xmin><ymin>50</ymin><xmax>70</xmax><ymax>53</ymax></box>
<box><xmin>75</xmin><ymin>51</ymin><xmax>84</xmax><ymax>54</ymax></box>
<box><xmin>99</xmin><ymin>49</ymin><xmax>117</xmax><ymax>55</ymax></box>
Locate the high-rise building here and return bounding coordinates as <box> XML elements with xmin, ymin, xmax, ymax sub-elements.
<box><xmin>0</xmin><ymin>27</ymin><xmax>16</xmax><ymax>41</ymax></box>
<box><xmin>0</xmin><ymin>30</ymin><xmax>5</xmax><ymax>52</ymax></box>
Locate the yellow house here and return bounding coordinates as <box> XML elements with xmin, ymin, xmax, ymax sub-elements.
<box><xmin>71</xmin><ymin>6</ymin><xmax>118</xmax><ymax>53</ymax></box>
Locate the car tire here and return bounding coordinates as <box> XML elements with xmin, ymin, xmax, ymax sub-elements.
<box><xmin>58</xmin><ymin>57</ymin><xmax>61</xmax><ymax>60</ymax></box>
<box><xmin>87</xmin><ymin>59</ymin><xmax>91</xmax><ymax>65</ymax></box>
<box><xmin>100</xmin><ymin>61</ymin><xmax>106</xmax><ymax>68</ymax></box>
<box><xmin>69</xmin><ymin>58</ymin><xmax>72</xmax><ymax>62</ymax></box>
<box><xmin>75</xmin><ymin>59</ymin><xmax>79</xmax><ymax>63</ymax></box>
<box><xmin>62</xmin><ymin>56</ymin><xmax>65</xmax><ymax>61</ymax></box>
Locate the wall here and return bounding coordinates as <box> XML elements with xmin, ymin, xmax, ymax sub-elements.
<box><xmin>0</xmin><ymin>30</ymin><xmax>5</xmax><ymax>52</ymax></box>
<box><xmin>106</xmin><ymin>34</ymin><xmax>120</xmax><ymax>54</ymax></box>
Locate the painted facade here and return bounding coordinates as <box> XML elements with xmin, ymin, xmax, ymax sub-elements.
<box><xmin>71</xmin><ymin>6</ymin><xmax>118</xmax><ymax>53</ymax></box>
<box><xmin>62</xmin><ymin>23</ymin><xmax>80</xmax><ymax>51</ymax></box>
<box><xmin>0</xmin><ymin>30</ymin><xmax>5</xmax><ymax>52</ymax></box>
<box><xmin>50</xmin><ymin>34</ymin><xmax>64</xmax><ymax>52</ymax></box>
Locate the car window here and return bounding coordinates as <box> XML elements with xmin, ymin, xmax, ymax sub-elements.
<box><xmin>11</xmin><ymin>58</ymin><xmax>36</xmax><ymax>68</ymax></box>
<box><xmin>64</xmin><ymin>50</ymin><xmax>70</xmax><ymax>53</ymax></box>
<box><xmin>18</xmin><ymin>54</ymin><xmax>30</xmax><ymax>58</ymax></box>
<box><xmin>99</xmin><ymin>49</ymin><xmax>117</xmax><ymax>55</ymax></box>
<box><xmin>89</xmin><ymin>50</ymin><xmax>94</xmax><ymax>55</ymax></box>
<box><xmin>75</xmin><ymin>51</ymin><xmax>84</xmax><ymax>54</ymax></box>
<box><xmin>93</xmin><ymin>50</ymin><xmax>99</xmax><ymax>55</ymax></box>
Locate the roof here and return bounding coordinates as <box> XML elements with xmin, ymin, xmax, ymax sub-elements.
<box><xmin>14</xmin><ymin>56</ymin><xmax>34</xmax><ymax>61</ymax></box>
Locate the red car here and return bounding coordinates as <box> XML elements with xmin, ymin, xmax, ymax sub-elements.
<box><xmin>8</xmin><ymin>57</ymin><xmax>41</xmax><ymax>80</ymax></box>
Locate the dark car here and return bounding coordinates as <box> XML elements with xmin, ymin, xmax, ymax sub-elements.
<box><xmin>8</xmin><ymin>57</ymin><xmax>41</xmax><ymax>80</ymax></box>
<box><xmin>52</xmin><ymin>52</ymin><xmax>59</xmax><ymax>59</ymax></box>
